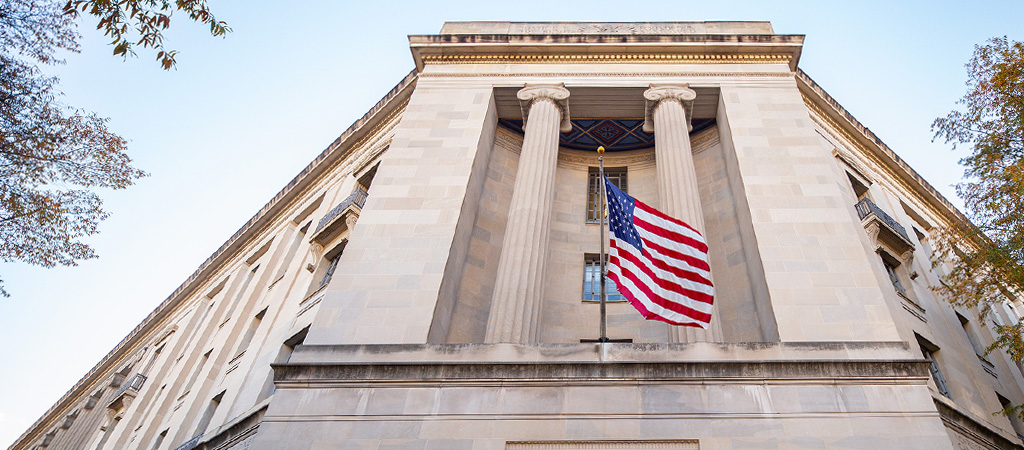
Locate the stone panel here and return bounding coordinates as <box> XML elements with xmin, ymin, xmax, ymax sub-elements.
<box><xmin>306</xmin><ymin>79</ymin><xmax>498</xmax><ymax>345</ymax></box>
<box><xmin>717</xmin><ymin>80</ymin><xmax>901</xmax><ymax>342</ymax></box>
<box><xmin>693</xmin><ymin>132</ymin><xmax>764</xmax><ymax>342</ymax></box>
<box><xmin>446</xmin><ymin>128</ymin><xmax>520</xmax><ymax>343</ymax></box>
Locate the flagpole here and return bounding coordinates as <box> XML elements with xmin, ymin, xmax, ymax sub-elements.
<box><xmin>597</xmin><ymin>146</ymin><xmax>609</xmax><ymax>343</ymax></box>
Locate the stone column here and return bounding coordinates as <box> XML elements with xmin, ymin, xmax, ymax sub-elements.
<box><xmin>643</xmin><ymin>84</ymin><xmax>723</xmax><ymax>343</ymax></box>
<box><xmin>485</xmin><ymin>84</ymin><xmax>570</xmax><ymax>343</ymax></box>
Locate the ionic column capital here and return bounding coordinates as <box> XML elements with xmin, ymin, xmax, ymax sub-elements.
<box><xmin>518</xmin><ymin>83</ymin><xmax>572</xmax><ymax>133</ymax></box>
<box><xmin>643</xmin><ymin>83</ymin><xmax>696</xmax><ymax>133</ymax></box>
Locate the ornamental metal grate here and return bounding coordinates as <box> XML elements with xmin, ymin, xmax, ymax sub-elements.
<box><xmin>855</xmin><ymin>197</ymin><xmax>912</xmax><ymax>243</ymax></box>
<box><xmin>174</xmin><ymin>433</ymin><xmax>203</xmax><ymax>450</ymax></box>
<box><xmin>498</xmin><ymin>118</ymin><xmax>715</xmax><ymax>152</ymax></box>
<box><xmin>583</xmin><ymin>254</ymin><xmax>625</xmax><ymax>302</ymax></box>
<box><xmin>313</xmin><ymin>188</ymin><xmax>368</xmax><ymax>235</ymax></box>
<box><xmin>111</xmin><ymin>373</ymin><xmax>147</xmax><ymax>400</ymax></box>
<box><xmin>588</xmin><ymin>167</ymin><xmax>626</xmax><ymax>223</ymax></box>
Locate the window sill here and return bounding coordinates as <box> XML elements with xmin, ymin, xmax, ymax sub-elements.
<box><xmin>301</xmin><ymin>284</ymin><xmax>328</xmax><ymax>306</ymax></box>
<box><xmin>896</xmin><ymin>292</ymin><xmax>927</xmax><ymax>323</ymax></box>
<box><xmin>978</xmin><ymin>354</ymin><xmax>998</xmax><ymax>378</ymax></box>
<box><xmin>266</xmin><ymin>274</ymin><xmax>286</xmax><ymax>292</ymax></box>
<box><xmin>225</xmin><ymin>351</ymin><xmax>245</xmax><ymax>375</ymax></box>
<box><xmin>298</xmin><ymin>286</ymin><xmax>327</xmax><ymax>317</ymax></box>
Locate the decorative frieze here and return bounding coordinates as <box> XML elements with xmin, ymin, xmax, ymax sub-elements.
<box><xmin>421</xmin><ymin>53</ymin><xmax>792</xmax><ymax>65</ymax></box>
<box><xmin>419</xmin><ymin>71</ymin><xmax>794</xmax><ymax>78</ymax></box>
<box><xmin>493</xmin><ymin>122</ymin><xmax>718</xmax><ymax>164</ymax></box>
<box><xmin>507</xmin><ymin>441</ymin><xmax>699</xmax><ymax>450</ymax></box>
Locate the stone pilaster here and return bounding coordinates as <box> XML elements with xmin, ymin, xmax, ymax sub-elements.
<box><xmin>485</xmin><ymin>84</ymin><xmax>570</xmax><ymax>343</ymax></box>
<box><xmin>644</xmin><ymin>84</ymin><xmax>723</xmax><ymax>343</ymax></box>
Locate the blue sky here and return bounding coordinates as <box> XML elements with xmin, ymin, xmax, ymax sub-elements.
<box><xmin>2</xmin><ymin>0</ymin><xmax>1023</xmax><ymax>446</ymax></box>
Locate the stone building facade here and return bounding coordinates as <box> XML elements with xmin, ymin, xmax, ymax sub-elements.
<box><xmin>11</xmin><ymin>21</ymin><xmax>1024</xmax><ymax>450</ymax></box>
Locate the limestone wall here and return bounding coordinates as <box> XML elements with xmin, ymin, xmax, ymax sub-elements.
<box><xmin>717</xmin><ymin>80</ymin><xmax>902</xmax><ymax>343</ymax></box>
<box><xmin>257</xmin><ymin>343</ymin><xmax>954</xmax><ymax>450</ymax></box>
<box><xmin>806</xmin><ymin>92</ymin><xmax>1024</xmax><ymax>446</ymax></box>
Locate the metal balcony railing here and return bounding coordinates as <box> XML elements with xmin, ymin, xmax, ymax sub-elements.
<box><xmin>313</xmin><ymin>188</ymin><xmax>368</xmax><ymax>236</ymax></box>
<box><xmin>855</xmin><ymin>198</ymin><xmax>912</xmax><ymax>244</ymax></box>
<box><xmin>111</xmin><ymin>373</ymin><xmax>147</xmax><ymax>400</ymax></box>
<box><xmin>174</xmin><ymin>432</ymin><xmax>203</xmax><ymax>450</ymax></box>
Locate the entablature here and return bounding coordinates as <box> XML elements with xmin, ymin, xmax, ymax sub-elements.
<box><xmin>410</xmin><ymin>22</ymin><xmax>804</xmax><ymax>71</ymax></box>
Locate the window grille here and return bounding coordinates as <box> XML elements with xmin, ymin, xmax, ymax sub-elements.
<box><xmin>587</xmin><ymin>167</ymin><xmax>627</xmax><ymax>223</ymax></box>
<box><xmin>882</xmin><ymin>258</ymin><xmax>908</xmax><ymax>297</ymax></box>
<box><xmin>583</xmin><ymin>254</ymin><xmax>625</xmax><ymax>302</ymax></box>
<box><xmin>318</xmin><ymin>253</ymin><xmax>341</xmax><ymax>289</ymax></box>
<box><xmin>922</xmin><ymin>347</ymin><xmax>951</xmax><ymax>398</ymax></box>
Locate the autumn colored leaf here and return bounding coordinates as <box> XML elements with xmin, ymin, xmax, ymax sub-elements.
<box><xmin>0</xmin><ymin>0</ymin><xmax>229</xmax><ymax>296</ymax></box>
<box><xmin>932</xmin><ymin>36</ymin><xmax>1024</xmax><ymax>416</ymax></box>
<box><xmin>62</xmin><ymin>0</ymin><xmax>230</xmax><ymax>69</ymax></box>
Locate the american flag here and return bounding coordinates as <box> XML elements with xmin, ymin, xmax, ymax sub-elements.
<box><xmin>604</xmin><ymin>176</ymin><xmax>715</xmax><ymax>328</ymax></box>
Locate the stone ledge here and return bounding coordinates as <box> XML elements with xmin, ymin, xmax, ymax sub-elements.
<box><xmin>440</xmin><ymin>21</ymin><xmax>775</xmax><ymax>36</ymax></box>
<box><xmin>275</xmin><ymin>348</ymin><xmax>929</xmax><ymax>387</ymax></box>
<box><xmin>199</xmin><ymin>401</ymin><xmax>267</xmax><ymax>450</ymax></box>
<box><xmin>287</xmin><ymin>341</ymin><xmax>916</xmax><ymax>365</ymax></box>
<box><xmin>409</xmin><ymin>31</ymin><xmax>805</xmax><ymax>71</ymax></box>
<box><xmin>275</xmin><ymin>342</ymin><xmax>928</xmax><ymax>385</ymax></box>
<box><xmin>274</xmin><ymin>359</ymin><xmax>928</xmax><ymax>385</ymax></box>
<box><xmin>936</xmin><ymin>399</ymin><xmax>1024</xmax><ymax>450</ymax></box>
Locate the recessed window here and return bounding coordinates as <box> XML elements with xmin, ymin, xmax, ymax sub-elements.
<box><xmin>193</xmin><ymin>391</ymin><xmax>224</xmax><ymax>438</ymax></box>
<box><xmin>956</xmin><ymin>312</ymin><xmax>987</xmax><ymax>359</ymax></box>
<box><xmin>997</xmin><ymin>393</ymin><xmax>1024</xmax><ymax>441</ymax></box>
<box><xmin>882</xmin><ymin>258</ymin><xmax>908</xmax><ymax>297</ymax></box>
<box><xmin>587</xmin><ymin>167</ymin><xmax>626</xmax><ymax>223</ymax></box>
<box><xmin>318</xmin><ymin>252</ymin><xmax>341</xmax><ymax>289</ymax></box>
<box><xmin>917</xmin><ymin>335</ymin><xmax>951</xmax><ymax>399</ymax></box>
<box><xmin>180</xmin><ymin>349</ymin><xmax>212</xmax><ymax>398</ymax></box>
<box><xmin>357</xmin><ymin>162</ymin><xmax>379</xmax><ymax>191</ymax></box>
<box><xmin>583</xmin><ymin>254</ymin><xmax>624</xmax><ymax>302</ymax></box>
<box><xmin>309</xmin><ymin>240</ymin><xmax>348</xmax><ymax>294</ymax></box>
<box><xmin>234</xmin><ymin>308</ymin><xmax>268</xmax><ymax>356</ymax></box>
<box><xmin>150</xmin><ymin>429</ymin><xmax>167</xmax><ymax>450</ymax></box>
<box><xmin>845</xmin><ymin>171</ymin><xmax>869</xmax><ymax>201</ymax></box>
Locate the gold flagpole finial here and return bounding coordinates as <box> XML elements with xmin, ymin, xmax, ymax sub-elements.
<box><xmin>597</xmin><ymin>146</ymin><xmax>605</xmax><ymax>155</ymax></box>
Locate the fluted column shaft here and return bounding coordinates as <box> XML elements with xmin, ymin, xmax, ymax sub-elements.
<box><xmin>485</xmin><ymin>84</ymin><xmax>570</xmax><ymax>343</ymax></box>
<box><xmin>644</xmin><ymin>84</ymin><xmax>723</xmax><ymax>343</ymax></box>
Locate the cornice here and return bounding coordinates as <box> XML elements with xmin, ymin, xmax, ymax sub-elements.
<box><xmin>796</xmin><ymin>70</ymin><xmax>969</xmax><ymax>229</ymax></box>
<box><xmin>410</xmin><ymin>32</ymin><xmax>804</xmax><ymax>71</ymax></box>
<box><xmin>419</xmin><ymin>71</ymin><xmax>793</xmax><ymax>78</ymax></box>
<box><xmin>273</xmin><ymin>359</ymin><xmax>930</xmax><ymax>385</ymax></box>
<box><xmin>934</xmin><ymin>399</ymin><xmax>1022</xmax><ymax>450</ymax></box>
<box><xmin>420</xmin><ymin>53</ymin><xmax>792</xmax><ymax>65</ymax></box>
<box><xmin>411</xmin><ymin>31</ymin><xmax>802</xmax><ymax>71</ymax></box>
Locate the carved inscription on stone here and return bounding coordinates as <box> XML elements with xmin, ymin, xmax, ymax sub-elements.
<box><xmin>510</xmin><ymin>23</ymin><xmax>701</xmax><ymax>35</ymax></box>
<box><xmin>507</xmin><ymin>441</ymin><xmax>699</xmax><ymax>450</ymax></box>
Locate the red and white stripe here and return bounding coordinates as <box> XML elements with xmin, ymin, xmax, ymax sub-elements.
<box><xmin>607</xmin><ymin>200</ymin><xmax>714</xmax><ymax>328</ymax></box>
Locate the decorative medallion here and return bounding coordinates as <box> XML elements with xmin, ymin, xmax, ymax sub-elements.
<box><xmin>498</xmin><ymin>118</ymin><xmax>714</xmax><ymax>152</ymax></box>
